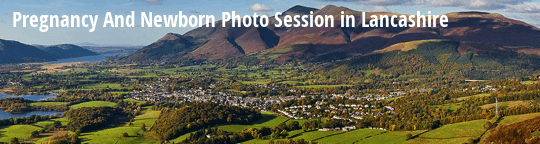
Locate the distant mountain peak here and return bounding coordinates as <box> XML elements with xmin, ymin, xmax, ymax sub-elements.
<box><xmin>316</xmin><ymin>4</ymin><xmax>356</xmax><ymax>15</ymax></box>
<box><xmin>283</xmin><ymin>5</ymin><xmax>318</xmax><ymax>15</ymax></box>
<box><xmin>159</xmin><ymin>33</ymin><xmax>184</xmax><ymax>41</ymax></box>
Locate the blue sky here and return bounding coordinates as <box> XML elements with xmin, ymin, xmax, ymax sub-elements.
<box><xmin>1</xmin><ymin>0</ymin><xmax>539</xmax><ymax>46</ymax></box>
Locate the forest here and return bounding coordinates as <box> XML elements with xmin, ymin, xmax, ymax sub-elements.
<box><xmin>64</xmin><ymin>106</ymin><xmax>128</xmax><ymax>132</ymax></box>
<box><xmin>153</xmin><ymin>102</ymin><xmax>262</xmax><ymax>140</ymax></box>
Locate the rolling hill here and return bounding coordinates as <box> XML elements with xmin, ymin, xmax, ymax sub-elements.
<box><xmin>0</xmin><ymin>39</ymin><xmax>58</xmax><ymax>64</ymax></box>
<box><xmin>34</xmin><ymin>44</ymin><xmax>99</xmax><ymax>59</ymax></box>
<box><xmin>0</xmin><ymin>39</ymin><xmax>100</xmax><ymax>64</ymax></box>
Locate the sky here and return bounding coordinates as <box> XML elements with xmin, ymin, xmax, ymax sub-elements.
<box><xmin>1</xmin><ymin>0</ymin><xmax>539</xmax><ymax>46</ymax></box>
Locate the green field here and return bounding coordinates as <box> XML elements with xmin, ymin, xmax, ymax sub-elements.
<box><xmin>358</xmin><ymin>131</ymin><xmax>424</xmax><ymax>144</ymax></box>
<box><xmin>171</xmin><ymin>132</ymin><xmax>192</xmax><ymax>143</ymax></box>
<box><xmin>240</xmin><ymin>130</ymin><xmax>343</xmax><ymax>144</ymax></box>
<box><xmin>435</xmin><ymin>103</ymin><xmax>461</xmax><ymax>111</ymax></box>
<box><xmin>457</xmin><ymin>93</ymin><xmax>491</xmax><ymax>101</ymax></box>
<box><xmin>69</xmin><ymin>101</ymin><xmax>117</xmax><ymax>109</ymax></box>
<box><xmin>499</xmin><ymin>112</ymin><xmax>540</xmax><ymax>125</ymax></box>
<box><xmin>111</xmin><ymin>91</ymin><xmax>133</xmax><ymax>95</ymax></box>
<box><xmin>419</xmin><ymin>119</ymin><xmax>486</xmax><ymax>139</ymax></box>
<box><xmin>295</xmin><ymin>85</ymin><xmax>352</xmax><ymax>88</ymax></box>
<box><xmin>315</xmin><ymin>129</ymin><xmax>385</xmax><ymax>143</ymax></box>
<box><xmin>30</xmin><ymin>102</ymin><xmax>69</xmax><ymax>106</ymax></box>
<box><xmin>123</xmin><ymin>99</ymin><xmax>147</xmax><ymax>105</ymax></box>
<box><xmin>79</xmin><ymin>106</ymin><xmax>160</xmax><ymax>144</ymax></box>
<box><xmin>241</xmin><ymin>130</ymin><xmax>305</xmax><ymax>144</ymax></box>
<box><xmin>521</xmin><ymin>81</ymin><xmax>537</xmax><ymax>84</ymax></box>
<box><xmin>34</xmin><ymin>117</ymin><xmax>69</xmax><ymax>128</ymax></box>
<box><xmin>405</xmin><ymin>119</ymin><xmax>487</xmax><ymax>144</ymax></box>
<box><xmin>0</xmin><ymin>125</ymin><xmax>42</xmax><ymax>142</ymax></box>
<box><xmin>405</xmin><ymin>137</ymin><xmax>472</xmax><ymax>144</ymax></box>
<box><xmin>79</xmin><ymin>83</ymin><xmax>133</xmax><ymax>90</ymax></box>
<box><xmin>290</xmin><ymin>131</ymin><xmax>344</xmax><ymax>141</ymax></box>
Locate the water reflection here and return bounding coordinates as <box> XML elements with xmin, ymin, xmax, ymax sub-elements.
<box><xmin>0</xmin><ymin>93</ymin><xmax>61</xmax><ymax>119</ymax></box>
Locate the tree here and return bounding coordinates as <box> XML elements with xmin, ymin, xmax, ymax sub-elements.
<box><xmin>302</xmin><ymin>122</ymin><xmax>309</xmax><ymax>132</ymax></box>
<box><xmin>141</xmin><ymin>123</ymin><xmax>147</xmax><ymax>132</ymax></box>
<box><xmin>10</xmin><ymin>137</ymin><xmax>19</xmax><ymax>144</ymax></box>
<box><xmin>483</xmin><ymin>121</ymin><xmax>492</xmax><ymax>130</ymax></box>
<box><xmin>29</xmin><ymin>130</ymin><xmax>39</xmax><ymax>138</ymax></box>
<box><xmin>52</xmin><ymin>120</ymin><xmax>62</xmax><ymax>128</ymax></box>
<box><xmin>406</xmin><ymin>133</ymin><xmax>413</xmax><ymax>140</ymax></box>
<box><xmin>75</xmin><ymin>130</ymin><xmax>82</xmax><ymax>136</ymax></box>
<box><xmin>122</xmin><ymin>133</ymin><xmax>129</xmax><ymax>137</ymax></box>
<box><xmin>279</xmin><ymin>130</ymin><xmax>289</xmax><ymax>139</ymax></box>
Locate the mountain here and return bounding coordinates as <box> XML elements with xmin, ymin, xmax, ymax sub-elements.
<box><xmin>75</xmin><ymin>42</ymin><xmax>99</xmax><ymax>47</ymax></box>
<box><xmin>0</xmin><ymin>39</ymin><xmax>58</xmax><ymax>64</ymax></box>
<box><xmin>122</xmin><ymin>33</ymin><xmax>205</xmax><ymax>63</ymax></box>
<box><xmin>34</xmin><ymin>44</ymin><xmax>99</xmax><ymax>59</ymax></box>
<box><xmin>124</xmin><ymin>5</ymin><xmax>540</xmax><ymax>64</ymax></box>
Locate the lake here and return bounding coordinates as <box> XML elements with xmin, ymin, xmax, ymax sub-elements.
<box><xmin>43</xmin><ymin>53</ymin><xmax>127</xmax><ymax>64</ymax></box>
<box><xmin>0</xmin><ymin>93</ymin><xmax>56</xmax><ymax>101</ymax></box>
<box><xmin>0</xmin><ymin>93</ymin><xmax>62</xmax><ymax>119</ymax></box>
<box><xmin>0</xmin><ymin>110</ymin><xmax>62</xmax><ymax>119</ymax></box>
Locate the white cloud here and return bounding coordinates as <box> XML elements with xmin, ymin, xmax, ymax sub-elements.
<box><xmin>249</xmin><ymin>3</ymin><xmax>274</xmax><ymax>12</ymax></box>
<box><xmin>315</xmin><ymin>0</ymin><xmax>540</xmax><ymax>27</ymax></box>
<box><xmin>315</xmin><ymin>0</ymin><xmax>414</xmax><ymax>6</ymax></box>
<box><xmin>504</xmin><ymin>3</ymin><xmax>540</xmax><ymax>13</ymax></box>
<box><xmin>426</xmin><ymin>0</ymin><xmax>509</xmax><ymax>10</ymax></box>
<box><xmin>20</xmin><ymin>0</ymin><xmax>72</xmax><ymax>9</ymax></box>
<box><xmin>122</xmin><ymin>2</ymin><xmax>134</xmax><ymax>6</ymax></box>
<box><xmin>366</xmin><ymin>6</ymin><xmax>390</xmax><ymax>12</ymax></box>
<box><xmin>132</xmin><ymin>0</ymin><xmax>165</xmax><ymax>5</ymax></box>
<box><xmin>316</xmin><ymin>0</ymin><xmax>532</xmax><ymax>10</ymax></box>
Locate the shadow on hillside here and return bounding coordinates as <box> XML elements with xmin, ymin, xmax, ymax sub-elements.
<box><xmin>251</xmin><ymin>113</ymin><xmax>278</xmax><ymax>125</ymax></box>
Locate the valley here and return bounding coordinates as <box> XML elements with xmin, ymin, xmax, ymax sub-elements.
<box><xmin>2</xmin><ymin>4</ymin><xmax>540</xmax><ymax>144</ymax></box>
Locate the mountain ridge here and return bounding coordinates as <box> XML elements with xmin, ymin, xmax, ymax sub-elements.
<box><xmin>123</xmin><ymin>5</ymin><xmax>540</xmax><ymax>64</ymax></box>
<box><xmin>34</xmin><ymin>44</ymin><xmax>99</xmax><ymax>59</ymax></box>
<box><xmin>0</xmin><ymin>39</ymin><xmax>100</xmax><ymax>64</ymax></box>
